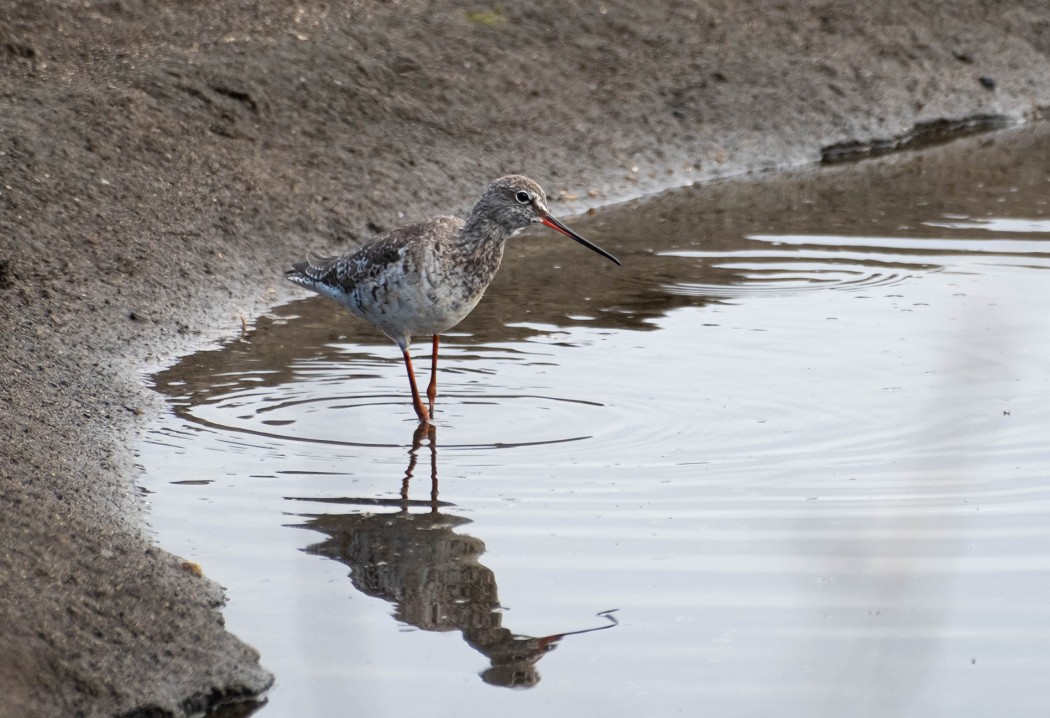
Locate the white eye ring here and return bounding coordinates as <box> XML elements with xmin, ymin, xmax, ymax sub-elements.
<box><xmin>514</xmin><ymin>190</ymin><xmax>531</xmax><ymax>204</ymax></box>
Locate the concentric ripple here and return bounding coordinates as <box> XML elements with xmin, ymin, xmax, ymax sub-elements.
<box><xmin>659</xmin><ymin>248</ymin><xmax>931</xmax><ymax>297</ymax></box>
<box><xmin>657</xmin><ymin>230</ymin><xmax>1050</xmax><ymax>299</ymax></box>
<box><xmin>160</xmin><ymin>345</ymin><xmax>612</xmax><ymax>451</ymax></box>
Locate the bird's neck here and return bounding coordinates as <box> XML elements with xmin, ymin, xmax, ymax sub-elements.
<box><xmin>459</xmin><ymin>213</ymin><xmax>514</xmax><ymax>251</ymax></box>
<box><xmin>453</xmin><ymin>215</ymin><xmax>507</xmax><ymax>286</ymax></box>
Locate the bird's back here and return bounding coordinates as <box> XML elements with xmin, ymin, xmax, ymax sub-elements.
<box><xmin>288</xmin><ymin>216</ymin><xmax>462</xmax><ymax>292</ymax></box>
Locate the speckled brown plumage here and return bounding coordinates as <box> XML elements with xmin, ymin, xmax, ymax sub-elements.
<box><xmin>287</xmin><ymin>175</ymin><xmax>620</xmax><ymax>423</ymax></box>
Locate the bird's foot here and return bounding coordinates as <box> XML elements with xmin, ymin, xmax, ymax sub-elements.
<box><xmin>413</xmin><ymin>405</ymin><xmax>434</xmax><ymax>425</ymax></box>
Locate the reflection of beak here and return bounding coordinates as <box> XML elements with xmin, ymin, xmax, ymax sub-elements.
<box><xmin>536</xmin><ymin>608</ymin><xmax>620</xmax><ymax>648</ymax></box>
<box><xmin>539</xmin><ymin>212</ymin><xmax>622</xmax><ymax>266</ymax></box>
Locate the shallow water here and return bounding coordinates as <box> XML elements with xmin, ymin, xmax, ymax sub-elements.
<box><xmin>140</xmin><ymin>126</ymin><xmax>1050</xmax><ymax>717</ymax></box>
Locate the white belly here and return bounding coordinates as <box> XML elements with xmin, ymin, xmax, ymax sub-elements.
<box><xmin>328</xmin><ymin>265</ymin><xmax>487</xmax><ymax>349</ymax></box>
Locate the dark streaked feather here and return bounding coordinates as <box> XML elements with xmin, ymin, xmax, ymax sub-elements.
<box><xmin>286</xmin><ymin>216</ymin><xmax>463</xmax><ymax>293</ymax></box>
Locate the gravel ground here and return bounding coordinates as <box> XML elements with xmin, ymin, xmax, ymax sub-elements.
<box><xmin>2</xmin><ymin>2</ymin><xmax>1049</xmax><ymax>715</ymax></box>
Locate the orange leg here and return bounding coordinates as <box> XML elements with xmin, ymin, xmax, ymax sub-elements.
<box><xmin>401</xmin><ymin>348</ymin><xmax>432</xmax><ymax>424</ymax></box>
<box><xmin>426</xmin><ymin>335</ymin><xmax>439</xmax><ymax>415</ymax></box>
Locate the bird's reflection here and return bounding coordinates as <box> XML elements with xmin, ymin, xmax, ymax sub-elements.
<box><xmin>288</xmin><ymin>424</ymin><xmax>616</xmax><ymax>688</ymax></box>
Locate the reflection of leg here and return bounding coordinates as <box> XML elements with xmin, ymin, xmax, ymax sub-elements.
<box><xmin>428</xmin><ymin>424</ymin><xmax>438</xmax><ymax>508</ymax></box>
<box><xmin>401</xmin><ymin>348</ymin><xmax>431</xmax><ymax>424</ymax></box>
<box><xmin>400</xmin><ymin>447</ymin><xmax>416</xmax><ymax>503</ymax></box>
<box><xmin>403</xmin><ymin>422</ymin><xmax>437</xmax><ymax>505</ymax></box>
<box><xmin>426</xmin><ymin>335</ymin><xmax>439</xmax><ymax>415</ymax></box>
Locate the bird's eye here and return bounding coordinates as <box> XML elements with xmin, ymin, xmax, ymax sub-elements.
<box><xmin>515</xmin><ymin>190</ymin><xmax>531</xmax><ymax>204</ymax></box>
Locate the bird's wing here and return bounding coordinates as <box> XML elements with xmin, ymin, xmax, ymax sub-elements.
<box><xmin>287</xmin><ymin>216</ymin><xmax>464</xmax><ymax>292</ymax></box>
<box><xmin>288</xmin><ymin>242</ymin><xmax>400</xmax><ymax>290</ymax></box>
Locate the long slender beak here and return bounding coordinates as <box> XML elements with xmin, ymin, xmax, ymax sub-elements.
<box><xmin>539</xmin><ymin>212</ymin><xmax>622</xmax><ymax>266</ymax></box>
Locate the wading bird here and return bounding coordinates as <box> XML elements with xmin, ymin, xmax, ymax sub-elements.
<box><xmin>286</xmin><ymin>175</ymin><xmax>620</xmax><ymax>423</ymax></box>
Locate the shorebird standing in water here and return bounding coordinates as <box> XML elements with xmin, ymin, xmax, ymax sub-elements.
<box><xmin>286</xmin><ymin>175</ymin><xmax>620</xmax><ymax>424</ymax></box>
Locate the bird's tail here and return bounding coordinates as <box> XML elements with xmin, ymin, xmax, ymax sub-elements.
<box><xmin>285</xmin><ymin>251</ymin><xmax>338</xmax><ymax>289</ymax></box>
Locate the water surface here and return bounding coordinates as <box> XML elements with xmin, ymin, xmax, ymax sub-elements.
<box><xmin>140</xmin><ymin>126</ymin><xmax>1050</xmax><ymax>717</ymax></box>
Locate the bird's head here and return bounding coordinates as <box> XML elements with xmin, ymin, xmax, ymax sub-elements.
<box><xmin>473</xmin><ymin>175</ymin><xmax>621</xmax><ymax>266</ymax></box>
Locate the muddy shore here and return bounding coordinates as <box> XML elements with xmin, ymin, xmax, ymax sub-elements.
<box><xmin>2</xmin><ymin>2</ymin><xmax>1049</xmax><ymax>716</ymax></box>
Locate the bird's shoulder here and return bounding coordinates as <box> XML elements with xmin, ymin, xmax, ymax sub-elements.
<box><xmin>382</xmin><ymin>215</ymin><xmax>464</xmax><ymax>250</ymax></box>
